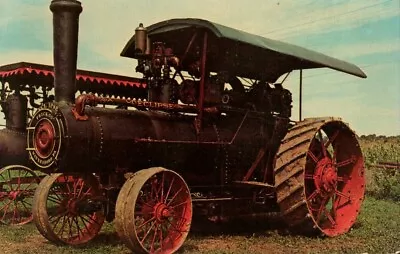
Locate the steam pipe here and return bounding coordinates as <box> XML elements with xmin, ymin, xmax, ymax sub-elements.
<box><xmin>50</xmin><ymin>0</ymin><xmax>82</xmax><ymax>104</ymax></box>
<box><xmin>71</xmin><ymin>94</ymin><xmax>219</xmax><ymax>120</ymax></box>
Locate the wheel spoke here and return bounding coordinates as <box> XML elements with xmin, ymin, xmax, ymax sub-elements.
<box><xmin>80</xmin><ymin>214</ymin><xmax>102</xmax><ymax>227</ymax></box>
<box><xmin>19</xmin><ymin>200</ymin><xmax>32</xmax><ymax>215</ymax></box>
<box><xmin>166</xmin><ymin>218</ymin><xmax>184</xmax><ymax>236</ymax></box>
<box><xmin>164</xmin><ymin>177</ymin><xmax>175</xmax><ymax>203</ymax></box>
<box><xmin>0</xmin><ymin>200</ymin><xmax>12</xmax><ymax>211</ymax></box>
<box><xmin>73</xmin><ymin>179</ymin><xmax>80</xmax><ymax>198</ymax></box>
<box><xmin>0</xmin><ymin>173</ymin><xmax>7</xmax><ymax>182</ymax></box>
<box><xmin>335</xmin><ymin>190</ymin><xmax>351</xmax><ymax>201</ymax></box>
<box><xmin>22</xmin><ymin>170</ymin><xmax>30</xmax><ymax>180</ymax></box>
<box><xmin>16</xmin><ymin>170</ymin><xmax>22</xmax><ymax>191</ymax></box>
<box><xmin>49</xmin><ymin>186</ymin><xmax>65</xmax><ymax>202</ymax></box>
<box><xmin>1</xmin><ymin>200</ymin><xmax>12</xmax><ymax>221</ymax></box>
<box><xmin>7</xmin><ymin>170</ymin><xmax>14</xmax><ymax>191</ymax></box>
<box><xmin>138</xmin><ymin>199</ymin><xmax>154</xmax><ymax>210</ymax></box>
<box><xmin>307</xmin><ymin>150</ymin><xmax>319</xmax><ymax>163</ymax></box>
<box><xmin>47</xmin><ymin>195</ymin><xmax>62</xmax><ymax>205</ymax></box>
<box><xmin>67</xmin><ymin>216</ymin><xmax>74</xmax><ymax>239</ymax></box>
<box><xmin>171</xmin><ymin>200</ymin><xmax>190</xmax><ymax>209</ymax></box>
<box><xmin>167</xmin><ymin>186</ymin><xmax>183</xmax><ymax>206</ymax></box>
<box><xmin>335</xmin><ymin>156</ymin><xmax>356</xmax><ymax>168</ymax></box>
<box><xmin>304</xmin><ymin>174</ymin><xmax>314</xmax><ymax>180</ymax></box>
<box><xmin>150</xmin><ymin>223</ymin><xmax>159</xmax><ymax>253</ymax></box>
<box><xmin>324</xmin><ymin>130</ymin><xmax>339</xmax><ymax>148</ymax></box>
<box><xmin>158</xmin><ymin>222</ymin><xmax>164</xmax><ymax>250</ymax></box>
<box><xmin>0</xmin><ymin>174</ymin><xmax>9</xmax><ymax>189</ymax></box>
<box><xmin>22</xmin><ymin>179</ymin><xmax>37</xmax><ymax>192</ymax></box>
<box><xmin>324</xmin><ymin>208</ymin><xmax>336</xmax><ymax>225</ymax></box>
<box><xmin>77</xmin><ymin>180</ymin><xmax>85</xmax><ymax>199</ymax></box>
<box><xmin>336</xmin><ymin>176</ymin><xmax>349</xmax><ymax>183</ymax></box>
<box><xmin>151</xmin><ymin>179</ymin><xmax>158</xmax><ymax>201</ymax></box>
<box><xmin>73</xmin><ymin>217</ymin><xmax>82</xmax><ymax>240</ymax></box>
<box><xmin>13</xmin><ymin>201</ymin><xmax>20</xmax><ymax>224</ymax></box>
<box><xmin>140</xmin><ymin>220</ymin><xmax>156</xmax><ymax>245</ymax></box>
<box><xmin>80</xmin><ymin>215</ymin><xmax>91</xmax><ymax>234</ymax></box>
<box><xmin>51</xmin><ymin>211</ymin><xmax>68</xmax><ymax>230</ymax></box>
<box><xmin>315</xmin><ymin>197</ymin><xmax>328</xmax><ymax>223</ymax></box>
<box><xmin>136</xmin><ymin>216</ymin><xmax>156</xmax><ymax>230</ymax></box>
<box><xmin>160</xmin><ymin>172</ymin><xmax>165</xmax><ymax>202</ymax></box>
<box><xmin>82</xmin><ymin>186</ymin><xmax>92</xmax><ymax>197</ymax></box>
<box><xmin>306</xmin><ymin>190</ymin><xmax>320</xmax><ymax>203</ymax></box>
<box><xmin>57</xmin><ymin>215</ymin><xmax>68</xmax><ymax>236</ymax></box>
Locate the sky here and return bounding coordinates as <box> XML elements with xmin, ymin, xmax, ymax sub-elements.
<box><xmin>0</xmin><ymin>0</ymin><xmax>399</xmax><ymax>136</ymax></box>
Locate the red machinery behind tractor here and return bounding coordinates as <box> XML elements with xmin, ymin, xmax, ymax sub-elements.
<box><xmin>0</xmin><ymin>62</ymin><xmax>146</xmax><ymax>225</ymax></box>
<box><xmin>26</xmin><ymin>0</ymin><xmax>366</xmax><ymax>253</ymax></box>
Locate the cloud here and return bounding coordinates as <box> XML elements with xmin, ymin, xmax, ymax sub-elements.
<box><xmin>267</xmin><ymin>0</ymin><xmax>400</xmax><ymax>40</ymax></box>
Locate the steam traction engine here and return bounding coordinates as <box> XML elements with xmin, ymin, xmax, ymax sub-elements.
<box><xmin>27</xmin><ymin>0</ymin><xmax>366</xmax><ymax>253</ymax></box>
<box><xmin>0</xmin><ymin>62</ymin><xmax>145</xmax><ymax>226</ymax></box>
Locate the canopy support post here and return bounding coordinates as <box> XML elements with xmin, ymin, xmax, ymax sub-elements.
<box><xmin>195</xmin><ymin>31</ymin><xmax>208</xmax><ymax>134</ymax></box>
<box><xmin>299</xmin><ymin>69</ymin><xmax>303</xmax><ymax>121</ymax></box>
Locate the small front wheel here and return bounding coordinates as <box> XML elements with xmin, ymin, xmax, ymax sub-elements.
<box><xmin>115</xmin><ymin>167</ymin><xmax>192</xmax><ymax>253</ymax></box>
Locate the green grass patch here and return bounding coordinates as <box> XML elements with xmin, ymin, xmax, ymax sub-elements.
<box><xmin>360</xmin><ymin>135</ymin><xmax>400</xmax><ymax>201</ymax></box>
<box><xmin>0</xmin><ymin>197</ymin><xmax>398</xmax><ymax>254</ymax></box>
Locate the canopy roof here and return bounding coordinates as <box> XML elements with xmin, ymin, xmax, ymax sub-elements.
<box><xmin>121</xmin><ymin>18</ymin><xmax>367</xmax><ymax>81</ymax></box>
<box><xmin>0</xmin><ymin>62</ymin><xmax>147</xmax><ymax>98</ymax></box>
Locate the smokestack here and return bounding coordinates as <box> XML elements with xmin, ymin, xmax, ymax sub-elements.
<box><xmin>50</xmin><ymin>0</ymin><xmax>82</xmax><ymax>104</ymax></box>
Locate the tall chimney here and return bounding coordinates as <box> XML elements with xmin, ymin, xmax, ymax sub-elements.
<box><xmin>50</xmin><ymin>0</ymin><xmax>82</xmax><ymax>104</ymax></box>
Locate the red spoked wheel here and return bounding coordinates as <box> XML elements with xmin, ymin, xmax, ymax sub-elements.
<box><xmin>32</xmin><ymin>173</ymin><xmax>105</xmax><ymax>245</ymax></box>
<box><xmin>0</xmin><ymin>165</ymin><xmax>40</xmax><ymax>225</ymax></box>
<box><xmin>115</xmin><ymin>167</ymin><xmax>192</xmax><ymax>254</ymax></box>
<box><xmin>275</xmin><ymin>118</ymin><xmax>365</xmax><ymax>236</ymax></box>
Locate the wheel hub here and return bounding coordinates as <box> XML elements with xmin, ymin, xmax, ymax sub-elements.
<box><xmin>66</xmin><ymin>199</ymin><xmax>79</xmax><ymax>216</ymax></box>
<box><xmin>154</xmin><ymin>203</ymin><xmax>171</xmax><ymax>221</ymax></box>
<box><xmin>8</xmin><ymin>191</ymin><xmax>20</xmax><ymax>200</ymax></box>
<box><xmin>314</xmin><ymin>157</ymin><xmax>337</xmax><ymax>196</ymax></box>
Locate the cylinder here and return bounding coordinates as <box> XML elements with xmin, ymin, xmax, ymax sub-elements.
<box><xmin>135</xmin><ymin>23</ymin><xmax>147</xmax><ymax>54</ymax></box>
<box><xmin>5</xmin><ymin>93</ymin><xmax>28</xmax><ymax>131</ymax></box>
<box><xmin>50</xmin><ymin>0</ymin><xmax>83</xmax><ymax>104</ymax></box>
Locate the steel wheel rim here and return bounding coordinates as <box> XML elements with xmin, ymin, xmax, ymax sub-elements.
<box><xmin>135</xmin><ymin>170</ymin><xmax>191</xmax><ymax>253</ymax></box>
<box><xmin>304</xmin><ymin>123</ymin><xmax>365</xmax><ymax>236</ymax></box>
<box><xmin>43</xmin><ymin>174</ymin><xmax>105</xmax><ymax>244</ymax></box>
<box><xmin>120</xmin><ymin>169</ymin><xmax>192</xmax><ymax>253</ymax></box>
<box><xmin>0</xmin><ymin>165</ymin><xmax>39</xmax><ymax>225</ymax></box>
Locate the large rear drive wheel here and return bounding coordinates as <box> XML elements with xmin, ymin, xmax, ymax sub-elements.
<box><xmin>274</xmin><ymin>118</ymin><xmax>365</xmax><ymax>236</ymax></box>
<box><xmin>115</xmin><ymin>167</ymin><xmax>192</xmax><ymax>253</ymax></box>
<box><xmin>32</xmin><ymin>173</ymin><xmax>105</xmax><ymax>245</ymax></box>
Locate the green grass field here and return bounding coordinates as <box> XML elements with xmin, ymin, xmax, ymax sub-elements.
<box><xmin>0</xmin><ymin>136</ymin><xmax>399</xmax><ymax>254</ymax></box>
<box><xmin>0</xmin><ymin>196</ymin><xmax>398</xmax><ymax>254</ymax></box>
